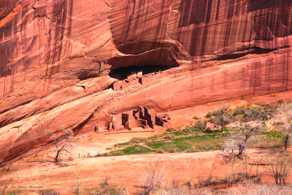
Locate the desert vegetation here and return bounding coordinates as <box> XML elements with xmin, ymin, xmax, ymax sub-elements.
<box><xmin>103</xmin><ymin>102</ymin><xmax>291</xmax><ymax>156</ymax></box>
<box><xmin>84</xmin><ymin>179</ymin><xmax>127</xmax><ymax>195</ymax></box>
<box><xmin>1</xmin><ymin>102</ymin><xmax>291</xmax><ymax>195</ymax></box>
<box><xmin>56</xmin><ymin>102</ymin><xmax>288</xmax><ymax>195</ymax></box>
<box><xmin>102</xmin><ymin>127</ymin><xmax>229</xmax><ymax>156</ymax></box>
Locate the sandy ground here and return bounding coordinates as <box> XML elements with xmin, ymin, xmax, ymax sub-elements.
<box><xmin>0</xmin><ymin>149</ymin><xmax>292</xmax><ymax>194</ymax></box>
<box><xmin>1</xmin><ymin>91</ymin><xmax>292</xmax><ymax>194</ymax></box>
<box><xmin>67</xmin><ymin>129</ymin><xmax>159</xmax><ymax>157</ymax></box>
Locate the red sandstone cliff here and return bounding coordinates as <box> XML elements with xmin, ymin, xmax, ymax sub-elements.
<box><xmin>0</xmin><ymin>0</ymin><xmax>291</xmax><ymax>164</ymax></box>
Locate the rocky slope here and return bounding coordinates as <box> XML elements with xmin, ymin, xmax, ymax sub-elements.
<box><xmin>0</xmin><ymin>0</ymin><xmax>292</xmax><ymax>164</ymax></box>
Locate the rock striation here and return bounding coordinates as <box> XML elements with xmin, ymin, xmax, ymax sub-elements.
<box><xmin>0</xmin><ymin>0</ymin><xmax>291</xmax><ymax>164</ymax></box>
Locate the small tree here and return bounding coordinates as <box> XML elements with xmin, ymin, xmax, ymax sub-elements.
<box><xmin>223</xmin><ymin>122</ymin><xmax>262</xmax><ymax>159</ymax></box>
<box><xmin>54</xmin><ymin>143</ymin><xmax>70</xmax><ymax>163</ymax></box>
<box><xmin>273</xmin><ymin>103</ymin><xmax>292</xmax><ymax>150</ymax></box>
<box><xmin>271</xmin><ymin>158</ymin><xmax>290</xmax><ymax>185</ymax></box>
<box><xmin>206</xmin><ymin>108</ymin><xmax>231</xmax><ymax>131</ymax></box>
<box><xmin>141</xmin><ymin>164</ymin><xmax>164</xmax><ymax>195</ymax></box>
<box><xmin>240</xmin><ymin>122</ymin><xmax>263</xmax><ymax>144</ymax></box>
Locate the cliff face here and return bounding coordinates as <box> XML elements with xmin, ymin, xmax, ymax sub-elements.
<box><xmin>110</xmin><ymin>0</ymin><xmax>291</xmax><ymax>57</ymax></box>
<box><xmin>0</xmin><ymin>0</ymin><xmax>291</xmax><ymax>164</ymax></box>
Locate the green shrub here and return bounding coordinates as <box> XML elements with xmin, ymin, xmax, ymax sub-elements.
<box><xmin>206</xmin><ymin>108</ymin><xmax>231</xmax><ymax>129</ymax></box>
<box><xmin>7</xmin><ymin>192</ymin><xmax>18</xmax><ymax>195</ymax></box>
<box><xmin>230</xmin><ymin>105</ymin><xmax>274</xmax><ymax>122</ymax></box>
<box><xmin>206</xmin><ymin>104</ymin><xmax>274</xmax><ymax>126</ymax></box>
<box><xmin>147</xmin><ymin>141</ymin><xmax>186</xmax><ymax>153</ymax></box>
<box><xmin>264</xmin><ymin>131</ymin><xmax>285</xmax><ymax>141</ymax></box>
<box><xmin>193</xmin><ymin>120</ymin><xmax>207</xmax><ymax>131</ymax></box>
<box><xmin>110</xmin><ymin>145</ymin><xmax>152</xmax><ymax>156</ymax></box>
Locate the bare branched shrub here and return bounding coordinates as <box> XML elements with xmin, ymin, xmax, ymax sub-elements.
<box><xmin>223</xmin><ymin>122</ymin><xmax>263</xmax><ymax>158</ymax></box>
<box><xmin>39</xmin><ymin>189</ymin><xmax>59</xmax><ymax>195</ymax></box>
<box><xmin>74</xmin><ymin>177</ymin><xmax>81</xmax><ymax>195</ymax></box>
<box><xmin>154</xmin><ymin>187</ymin><xmax>189</xmax><ymax>195</ymax></box>
<box><xmin>240</xmin><ymin>122</ymin><xmax>263</xmax><ymax>143</ymax></box>
<box><xmin>52</xmin><ymin>143</ymin><xmax>72</xmax><ymax>164</ymax></box>
<box><xmin>90</xmin><ymin>178</ymin><xmax>127</xmax><ymax>195</ymax></box>
<box><xmin>271</xmin><ymin>158</ymin><xmax>290</xmax><ymax>185</ymax></box>
<box><xmin>196</xmin><ymin>172</ymin><xmax>261</xmax><ymax>191</ymax></box>
<box><xmin>223</xmin><ymin>184</ymin><xmax>292</xmax><ymax>195</ymax></box>
<box><xmin>140</xmin><ymin>165</ymin><xmax>165</xmax><ymax>195</ymax></box>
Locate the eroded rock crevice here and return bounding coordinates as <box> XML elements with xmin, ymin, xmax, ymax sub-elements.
<box><xmin>109</xmin><ymin>64</ymin><xmax>176</xmax><ymax>80</ymax></box>
<box><xmin>213</xmin><ymin>47</ymin><xmax>280</xmax><ymax>61</ymax></box>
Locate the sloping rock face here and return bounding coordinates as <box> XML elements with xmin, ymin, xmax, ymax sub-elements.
<box><xmin>0</xmin><ymin>0</ymin><xmax>291</xmax><ymax>164</ymax></box>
